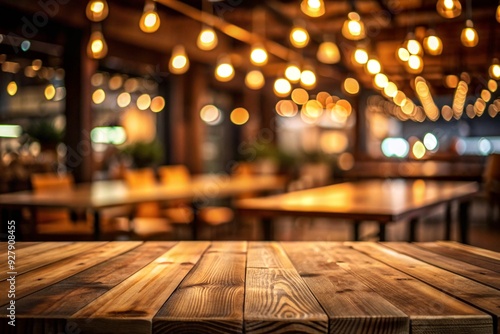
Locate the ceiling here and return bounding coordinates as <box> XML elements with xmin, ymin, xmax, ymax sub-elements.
<box><xmin>1</xmin><ymin>0</ymin><xmax>499</xmax><ymax>97</ymax></box>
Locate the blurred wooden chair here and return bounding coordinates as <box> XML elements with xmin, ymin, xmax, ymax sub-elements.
<box><xmin>30</xmin><ymin>173</ymin><xmax>127</xmax><ymax>240</ymax></box>
<box><xmin>30</xmin><ymin>173</ymin><xmax>94</xmax><ymax>240</ymax></box>
<box><xmin>483</xmin><ymin>153</ymin><xmax>500</xmax><ymax>226</ymax></box>
<box><xmin>158</xmin><ymin>165</ymin><xmax>234</xmax><ymax>239</ymax></box>
<box><xmin>123</xmin><ymin>168</ymin><xmax>173</xmax><ymax>239</ymax></box>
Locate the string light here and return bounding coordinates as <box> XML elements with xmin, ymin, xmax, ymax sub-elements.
<box><xmin>197</xmin><ymin>26</ymin><xmax>218</xmax><ymax>50</ymax></box>
<box><xmin>366</xmin><ymin>59</ymin><xmax>381</xmax><ymax>75</ymax></box>
<box><xmin>86</xmin><ymin>0</ymin><xmax>109</xmax><ymax>22</ymax></box>
<box><xmin>300</xmin><ymin>0</ymin><xmax>325</xmax><ymax>17</ymax></box>
<box><xmin>342</xmin><ymin>12</ymin><xmax>365</xmax><ymax>40</ymax></box>
<box><xmin>490</xmin><ymin>59</ymin><xmax>500</xmax><ymax>80</ymax></box>
<box><xmin>87</xmin><ymin>29</ymin><xmax>108</xmax><ymax>59</ymax></box>
<box><xmin>273</xmin><ymin>77</ymin><xmax>292</xmax><ymax>97</ymax></box>
<box><xmin>168</xmin><ymin>45</ymin><xmax>189</xmax><ymax>74</ymax></box>
<box><xmin>290</xmin><ymin>26</ymin><xmax>310</xmax><ymax>48</ymax></box>
<box><xmin>436</xmin><ymin>0</ymin><xmax>462</xmax><ymax>18</ymax></box>
<box><xmin>423</xmin><ymin>30</ymin><xmax>443</xmax><ymax>55</ymax></box>
<box><xmin>353</xmin><ymin>47</ymin><xmax>368</xmax><ymax>65</ymax></box>
<box><xmin>250</xmin><ymin>44</ymin><xmax>268</xmax><ymax>66</ymax></box>
<box><xmin>317</xmin><ymin>41</ymin><xmax>341</xmax><ymax>64</ymax></box>
<box><xmin>215</xmin><ymin>56</ymin><xmax>234</xmax><ymax>82</ymax></box>
<box><xmin>461</xmin><ymin>20</ymin><xmax>478</xmax><ymax>47</ymax></box>
<box><xmin>285</xmin><ymin>63</ymin><xmax>301</xmax><ymax>83</ymax></box>
<box><xmin>245</xmin><ymin>70</ymin><xmax>265</xmax><ymax>90</ymax></box>
<box><xmin>300</xmin><ymin>68</ymin><xmax>317</xmax><ymax>89</ymax></box>
<box><xmin>6</xmin><ymin>81</ymin><xmax>17</xmax><ymax>96</ymax></box>
<box><xmin>140</xmin><ymin>1</ymin><xmax>161</xmax><ymax>33</ymax></box>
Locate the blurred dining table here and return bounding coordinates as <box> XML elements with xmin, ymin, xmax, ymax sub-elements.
<box><xmin>0</xmin><ymin>174</ymin><xmax>286</xmax><ymax>240</ymax></box>
<box><xmin>236</xmin><ymin>179</ymin><xmax>479</xmax><ymax>243</ymax></box>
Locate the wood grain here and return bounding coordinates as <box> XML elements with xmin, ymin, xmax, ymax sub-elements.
<box><xmin>322</xmin><ymin>243</ymin><xmax>492</xmax><ymax>334</ymax></box>
<box><xmin>153</xmin><ymin>241</ymin><xmax>247</xmax><ymax>334</ymax></box>
<box><xmin>1</xmin><ymin>242</ymin><xmax>176</xmax><ymax>334</ymax></box>
<box><xmin>0</xmin><ymin>241</ymin><xmax>77</xmax><ymax>279</ymax></box>
<box><xmin>351</xmin><ymin>242</ymin><xmax>500</xmax><ymax>334</ymax></box>
<box><xmin>382</xmin><ymin>242</ymin><xmax>500</xmax><ymax>290</ymax></box>
<box><xmin>245</xmin><ymin>242</ymin><xmax>328</xmax><ymax>334</ymax></box>
<box><xmin>416</xmin><ymin>242</ymin><xmax>500</xmax><ymax>273</ymax></box>
<box><xmin>282</xmin><ymin>242</ymin><xmax>409</xmax><ymax>334</ymax></box>
<box><xmin>436</xmin><ymin>241</ymin><xmax>500</xmax><ymax>261</ymax></box>
<box><xmin>0</xmin><ymin>242</ymin><xmax>140</xmax><ymax>305</ymax></box>
<box><xmin>71</xmin><ymin>241</ymin><xmax>210</xmax><ymax>334</ymax></box>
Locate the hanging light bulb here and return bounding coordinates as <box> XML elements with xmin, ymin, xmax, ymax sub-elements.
<box><xmin>197</xmin><ymin>26</ymin><xmax>218</xmax><ymax>50</ymax></box>
<box><xmin>250</xmin><ymin>44</ymin><xmax>268</xmax><ymax>66</ymax></box>
<box><xmin>406</xmin><ymin>55</ymin><xmax>424</xmax><ymax>74</ymax></box>
<box><xmin>290</xmin><ymin>26</ymin><xmax>310</xmax><ymax>48</ymax></box>
<box><xmin>353</xmin><ymin>46</ymin><xmax>368</xmax><ymax>65</ymax></box>
<box><xmin>300</xmin><ymin>67</ymin><xmax>316</xmax><ymax>89</ymax></box>
<box><xmin>423</xmin><ymin>30</ymin><xmax>443</xmax><ymax>55</ymax></box>
<box><xmin>366</xmin><ymin>58</ymin><xmax>381</xmax><ymax>75</ymax></box>
<box><xmin>317</xmin><ymin>41</ymin><xmax>341</xmax><ymax>64</ymax></box>
<box><xmin>274</xmin><ymin>77</ymin><xmax>292</xmax><ymax>97</ymax></box>
<box><xmin>215</xmin><ymin>56</ymin><xmax>234</xmax><ymax>82</ymax></box>
<box><xmin>436</xmin><ymin>0</ymin><xmax>462</xmax><ymax>19</ymax></box>
<box><xmin>245</xmin><ymin>70</ymin><xmax>265</xmax><ymax>90</ymax></box>
<box><xmin>285</xmin><ymin>63</ymin><xmax>301</xmax><ymax>83</ymax></box>
<box><xmin>168</xmin><ymin>45</ymin><xmax>189</xmax><ymax>74</ymax></box>
<box><xmin>397</xmin><ymin>46</ymin><xmax>410</xmax><ymax>62</ymax></box>
<box><xmin>86</xmin><ymin>0</ymin><xmax>109</xmax><ymax>22</ymax></box>
<box><xmin>87</xmin><ymin>29</ymin><xmax>108</xmax><ymax>59</ymax></box>
<box><xmin>139</xmin><ymin>1</ymin><xmax>160</xmax><ymax>33</ymax></box>
<box><xmin>490</xmin><ymin>59</ymin><xmax>500</xmax><ymax>79</ymax></box>
<box><xmin>461</xmin><ymin>19</ymin><xmax>478</xmax><ymax>47</ymax></box>
<box><xmin>405</xmin><ymin>34</ymin><xmax>423</xmax><ymax>56</ymax></box>
<box><xmin>300</xmin><ymin>0</ymin><xmax>325</xmax><ymax>18</ymax></box>
<box><xmin>342</xmin><ymin>12</ymin><xmax>366</xmax><ymax>41</ymax></box>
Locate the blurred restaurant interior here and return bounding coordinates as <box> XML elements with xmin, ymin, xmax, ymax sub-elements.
<box><xmin>0</xmin><ymin>0</ymin><xmax>499</xmax><ymax>249</ymax></box>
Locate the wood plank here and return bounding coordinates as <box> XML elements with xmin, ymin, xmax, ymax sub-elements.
<box><xmin>244</xmin><ymin>242</ymin><xmax>328</xmax><ymax>334</ymax></box>
<box><xmin>0</xmin><ymin>242</ymin><xmax>100</xmax><ymax>280</ymax></box>
<box><xmin>0</xmin><ymin>242</ymin><xmax>140</xmax><ymax>305</ymax></box>
<box><xmin>350</xmin><ymin>242</ymin><xmax>500</xmax><ymax>334</ymax></box>
<box><xmin>282</xmin><ymin>242</ymin><xmax>409</xmax><ymax>334</ymax></box>
<box><xmin>153</xmin><ymin>241</ymin><xmax>247</xmax><ymax>334</ymax></box>
<box><xmin>12</xmin><ymin>242</ymin><xmax>40</xmax><ymax>249</ymax></box>
<box><xmin>436</xmin><ymin>241</ymin><xmax>500</xmax><ymax>261</ymax></box>
<box><xmin>416</xmin><ymin>242</ymin><xmax>500</xmax><ymax>273</ymax></box>
<box><xmin>71</xmin><ymin>241</ymin><xmax>211</xmax><ymax>334</ymax></box>
<box><xmin>321</xmin><ymin>242</ymin><xmax>492</xmax><ymax>334</ymax></box>
<box><xmin>382</xmin><ymin>242</ymin><xmax>500</xmax><ymax>290</ymax></box>
<box><xmin>0</xmin><ymin>242</ymin><xmax>176</xmax><ymax>334</ymax></box>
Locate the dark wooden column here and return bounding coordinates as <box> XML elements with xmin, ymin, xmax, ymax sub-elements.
<box><xmin>168</xmin><ymin>74</ymin><xmax>186</xmax><ymax>165</ymax></box>
<box><xmin>63</xmin><ymin>28</ymin><xmax>95</xmax><ymax>182</ymax></box>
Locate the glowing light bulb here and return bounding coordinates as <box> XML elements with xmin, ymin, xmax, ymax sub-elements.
<box><xmin>140</xmin><ymin>3</ymin><xmax>160</xmax><ymax>33</ymax></box>
<box><xmin>250</xmin><ymin>44</ymin><xmax>268</xmax><ymax>66</ymax></box>
<box><xmin>423</xmin><ymin>32</ymin><xmax>443</xmax><ymax>55</ymax></box>
<box><xmin>274</xmin><ymin>78</ymin><xmax>292</xmax><ymax>97</ymax></box>
<box><xmin>300</xmin><ymin>69</ymin><xmax>316</xmax><ymax>89</ymax></box>
<box><xmin>169</xmin><ymin>45</ymin><xmax>189</xmax><ymax>74</ymax></box>
<box><xmin>366</xmin><ymin>59</ymin><xmax>381</xmax><ymax>75</ymax></box>
<box><xmin>373</xmin><ymin>73</ymin><xmax>389</xmax><ymax>89</ymax></box>
<box><xmin>285</xmin><ymin>64</ymin><xmax>301</xmax><ymax>83</ymax></box>
<box><xmin>86</xmin><ymin>0</ymin><xmax>109</xmax><ymax>22</ymax></box>
<box><xmin>44</xmin><ymin>84</ymin><xmax>56</xmax><ymax>100</ymax></box>
<box><xmin>197</xmin><ymin>26</ymin><xmax>218</xmax><ymax>50</ymax></box>
<box><xmin>245</xmin><ymin>70</ymin><xmax>265</xmax><ymax>90</ymax></box>
<box><xmin>490</xmin><ymin>63</ymin><xmax>500</xmax><ymax>80</ymax></box>
<box><xmin>290</xmin><ymin>26</ymin><xmax>310</xmax><ymax>48</ymax></box>
<box><xmin>342</xmin><ymin>12</ymin><xmax>365</xmax><ymax>40</ymax></box>
<box><xmin>230</xmin><ymin>107</ymin><xmax>250</xmax><ymax>125</ymax></box>
<box><xmin>461</xmin><ymin>20</ymin><xmax>478</xmax><ymax>47</ymax></box>
<box><xmin>436</xmin><ymin>0</ymin><xmax>462</xmax><ymax>18</ymax></box>
<box><xmin>215</xmin><ymin>57</ymin><xmax>234</xmax><ymax>82</ymax></box>
<box><xmin>406</xmin><ymin>38</ymin><xmax>422</xmax><ymax>56</ymax></box>
<box><xmin>300</xmin><ymin>0</ymin><xmax>325</xmax><ymax>17</ymax></box>
<box><xmin>317</xmin><ymin>41</ymin><xmax>341</xmax><ymax>64</ymax></box>
<box><xmin>353</xmin><ymin>48</ymin><xmax>368</xmax><ymax>65</ymax></box>
<box><xmin>87</xmin><ymin>30</ymin><xmax>108</xmax><ymax>59</ymax></box>
<box><xmin>407</xmin><ymin>55</ymin><xmax>423</xmax><ymax>73</ymax></box>
<box><xmin>397</xmin><ymin>47</ymin><xmax>410</xmax><ymax>62</ymax></box>
<box><xmin>343</xmin><ymin>77</ymin><xmax>359</xmax><ymax>95</ymax></box>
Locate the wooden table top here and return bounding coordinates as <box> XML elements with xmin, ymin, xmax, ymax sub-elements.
<box><xmin>0</xmin><ymin>174</ymin><xmax>286</xmax><ymax>210</ymax></box>
<box><xmin>1</xmin><ymin>241</ymin><xmax>498</xmax><ymax>334</ymax></box>
<box><xmin>236</xmin><ymin>179</ymin><xmax>479</xmax><ymax>222</ymax></box>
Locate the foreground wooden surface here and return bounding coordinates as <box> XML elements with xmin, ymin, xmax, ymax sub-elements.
<box><xmin>1</xmin><ymin>241</ymin><xmax>499</xmax><ymax>334</ymax></box>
